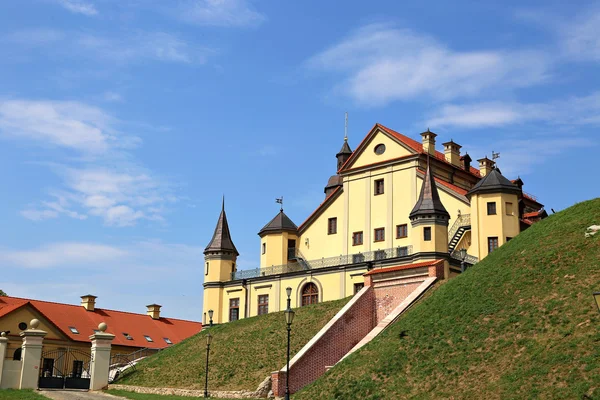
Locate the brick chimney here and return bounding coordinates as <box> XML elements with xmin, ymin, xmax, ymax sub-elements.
<box><xmin>477</xmin><ymin>157</ymin><xmax>495</xmax><ymax>177</ymax></box>
<box><xmin>146</xmin><ymin>304</ymin><xmax>162</xmax><ymax>320</ymax></box>
<box><xmin>461</xmin><ymin>153</ymin><xmax>472</xmax><ymax>172</ymax></box>
<box><xmin>420</xmin><ymin>129</ymin><xmax>437</xmax><ymax>156</ymax></box>
<box><xmin>80</xmin><ymin>295</ymin><xmax>97</xmax><ymax>311</ymax></box>
<box><xmin>442</xmin><ymin>140</ymin><xmax>461</xmax><ymax>167</ymax></box>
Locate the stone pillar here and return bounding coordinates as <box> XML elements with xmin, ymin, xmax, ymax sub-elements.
<box><xmin>0</xmin><ymin>332</ymin><xmax>8</xmax><ymax>387</ymax></box>
<box><xmin>89</xmin><ymin>322</ymin><xmax>115</xmax><ymax>391</ymax></box>
<box><xmin>19</xmin><ymin>319</ymin><xmax>47</xmax><ymax>389</ymax></box>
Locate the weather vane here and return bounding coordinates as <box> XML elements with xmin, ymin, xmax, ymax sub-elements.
<box><xmin>492</xmin><ymin>151</ymin><xmax>500</xmax><ymax>160</ymax></box>
<box><xmin>276</xmin><ymin>196</ymin><xmax>283</xmax><ymax>211</ymax></box>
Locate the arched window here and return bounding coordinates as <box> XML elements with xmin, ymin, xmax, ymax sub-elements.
<box><xmin>13</xmin><ymin>348</ymin><xmax>22</xmax><ymax>361</ymax></box>
<box><xmin>301</xmin><ymin>283</ymin><xmax>319</xmax><ymax>306</ymax></box>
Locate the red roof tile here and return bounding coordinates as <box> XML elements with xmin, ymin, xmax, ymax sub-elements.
<box><xmin>523</xmin><ymin>211</ymin><xmax>542</xmax><ymax>218</ymax></box>
<box><xmin>365</xmin><ymin>259</ymin><xmax>444</xmax><ymax>276</ymax></box>
<box><xmin>0</xmin><ymin>296</ymin><xmax>202</xmax><ymax>349</ymax></box>
<box><xmin>417</xmin><ymin>168</ymin><xmax>468</xmax><ymax>196</ymax></box>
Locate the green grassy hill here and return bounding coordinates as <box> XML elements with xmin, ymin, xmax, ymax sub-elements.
<box><xmin>118</xmin><ymin>297</ymin><xmax>350</xmax><ymax>391</ymax></box>
<box><xmin>295</xmin><ymin>198</ymin><xmax>600</xmax><ymax>400</ymax></box>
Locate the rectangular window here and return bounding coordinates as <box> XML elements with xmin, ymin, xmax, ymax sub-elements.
<box><xmin>144</xmin><ymin>335</ymin><xmax>153</xmax><ymax>342</ymax></box>
<box><xmin>396</xmin><ymin>246</ymin><xmax>409</xmax><ymax>257</ymax></box>
<box><xmin>257</xmin><ymin>295</ymin><xmax>269</xmax><ymax>315</ymax></box>
<box><xmin>396</xmin><ymin>224</ymin><xmax>408</xmax><ymax>238</ymax></box>
<box><xmin>123</xmin><ymin>333</ymin><xmax>133</xmax><ymax>340</ymax></box>
<box><xmin>229</xmin><ymin>298</ymin><xmax>240</xmax><ymax>322</ymax></box>
<box><xmin>374</xmin><ymin>179</ymin><xmax>384</xmax><ymax>195</ymax></box>
<box><xmin>487</xmin><ymin>202</ymin><xmax>497</xmax><ymax>215</ymax></box>
<box><xmin>424</xmin><ymin>227</ymin><xmax>432</xmax><ymax>241</ymax></box>
<box><xmin>352</xmin><ymin>253</ymin><xmax>365</xmax><ymax>263</ymax></box>
<box><xmin>374</xmin><ymin>250</ymin><xmax>386</xmax><ymax>260</ymax></box>
<box><xmin>69</xmin><ymin>326</ymin><xmax>79</xmax><ymax>334</ymax></box>
<box><xmin>354</xmin><ymin>282</ymin><xmax>364</xmax><ymax>294</ymax></box>
<box><xmin>328</xmin><ymin>217</ymin><xmax>338</xmax><ymax>234</ymax></box>
<box><xmin>205</xmin><ymin>262</ymin><xmax>209</xmax><ymax>276</ymax></box>
<box><xmin>374</xmin><ymin>228</ymin><xmax>385</xmax><ymax>242</ymax></box>
<box><xmin>505</xmin><ymin>202</ymin><xmax>514</xmax><ymax>215</ymax></box>
<box><xmin>352</xmin><ymin>231</ymin><xmax>363</xmax><ymax>246</ymax></box>
<box><xmin>262</xmin><ymin>243</ymin><xmax>266</xmax><ymax>255</ymax></box>
<box><xmin>164</xmin><ymin>337</ymin><xmax>173</xmax><ymax>345</ymax></box>
<box><xmin>488</xmin><ymin>237</ymin><xmax>499</xmax><ymax>253</ymax></box>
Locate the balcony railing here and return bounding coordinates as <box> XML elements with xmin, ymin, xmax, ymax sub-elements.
<box><xmin>448</xmin><ymin>213</ymin><xmax>471</xmax><ymax>242</ymax></box>
<box><xmin>450</xmin><ymin>250</ymin><xmax>478</xmax><ymax>265</ymax></box>
<box><xmin>231</xmin><ymin>245</ymin><xmax>413</xmax><ymax>281</ymax></box>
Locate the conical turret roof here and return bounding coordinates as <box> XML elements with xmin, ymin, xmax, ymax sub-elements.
<box><xmin>204</xmin><ymin>199</ymin><xmax>239</xmax><ymax>255</ymax></box>
<box><xmin>466</xmin><ymin>167</ymin><xmax>521</xmax><ymax>198</ymax></box>
<box><xmin>409</xmin><ymin>157</ymin><xmax>450</xmax><ymax>220</ymax></box>
<box><xmin>337</xmin><ymin>139</ymin><xmax>352</xmax><ymax>156</ymax></box>
<box><xmin>258</xmin><ymin>210</ymin><xmax>298</xmax><ymax>237</ymax></box>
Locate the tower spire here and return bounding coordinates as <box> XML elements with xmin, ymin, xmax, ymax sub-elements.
<box><xmin>204</xmin><ymin>200</ymin><xmax>239</xmax><ymax>255</ymax></box>
<box><xmin>344</xmin><ymin>111</ymin><xmax>348</xmax><ymax>142</ymax></box>
<box><xmin>409</xmin><ymin>155</ymin><xmax>450</xmax><ymax>220</ymax></box>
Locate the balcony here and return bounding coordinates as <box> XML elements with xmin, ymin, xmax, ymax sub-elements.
<box><xmin>231</xmin><ymin>245</ymin><xmax>413</xmax><ymax>281</ymax></box>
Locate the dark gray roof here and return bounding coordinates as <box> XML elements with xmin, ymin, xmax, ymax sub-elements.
<box><xmin>336</xmin><ymin>139</ymin><xmax>352</xmax><ymax>156</ymax></box>
<box><xmin>204</xmin><ymin>199</ymin><xmax>239</xmax><ymax>255</ymax></box>
<box><xmin>409</xmin><ymin>158</ymin><xmax>450</xmax><ymax>219</ymax></box>
<box><xmin>258</xmin><ymin>210</ymin><xmax>298</xmax><ymax>237</ymax></box>
<box><xmin>466</xmin><ymin>167</ymin><xmax>521</xmax><ymax>198</ymax></box>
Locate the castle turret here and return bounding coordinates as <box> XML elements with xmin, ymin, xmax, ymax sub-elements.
<box><xmin>409</xmin><ymin>157</ymin><xmax>450</xmax><ymax>270</ymax></box>
<box><xmin>203</xmin><ymin>198</ymin><xmax>238</xmax><ymax>325</ymax></box>
<box><xmin>467</xmin><ymin>167</ymin><xmax>521</xmax><ymax>259</ymax></box>
<box><xmin>258</xmin><ymin>209</ymin><xmax>298</xmax><ymax>268</ymax></box>
<box><xmin>325</xmin><ymin>137</ymin><xmax>352</xmax><ymax>197</ymax></box>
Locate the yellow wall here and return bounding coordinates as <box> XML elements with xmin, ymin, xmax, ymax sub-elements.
<box><xmin>299</xmin><ymin>192</ymin><xmax>345</xmax><ymax>261</ymax></box>
<box><xmin>470</xmin><ymin>192</ymin><xmax>520</xmax><ymax>259</ymax></box>
<box><xmin>347</xmin><ymin>129</ymin><xmax>413</xmax><ymax>170</ymax></box>
<box><xmin>260</xmin><ymin>232</ymin><xmax>298</xmax><ymax>268</ymax></box>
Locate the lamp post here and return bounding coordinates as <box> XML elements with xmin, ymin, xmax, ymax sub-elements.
<box><xmin>458</xmin><ymin>248</ymin><xmax>467</xmax><ymax>273</ymax></box>
<box><xmin>208</xmin><ymin>309</ymin><xmax>214</xmax><ymax>327</ymax></box>
<box><xmin>593</xmin><ymin>292</ymin><xmax>600</xmax><ymax>314</ymax></box>
<box><xmin>284</xmin><ymin>287</ymin><xmax>295</xmax><ymax>400</ymax></box>
<box><xmin>204</xmin><ymin>332</ymin><xmax>213</xmax><ymax>398</ymax></box>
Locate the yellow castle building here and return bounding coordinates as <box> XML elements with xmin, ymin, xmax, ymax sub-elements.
<box><xmin>202</xmin><ymin>123</ymin><xmax>545</xmax><ymax>325</ymax></box>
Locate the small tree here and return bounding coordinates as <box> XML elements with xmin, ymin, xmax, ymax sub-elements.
<box><xmin>0</xmin><ymin>289</ymin><xmax>6</xmax><ymax>296</ymax></box>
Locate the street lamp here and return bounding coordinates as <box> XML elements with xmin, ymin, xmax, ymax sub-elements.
<box><xmin>208</xmin><ymin>309</ymin><xmax>214</xmax><ymax>327</ymax></box>
<box><xmin>204</xmin><ymin>332</ymin><xmax>213</xmax><ymax>398</ymax></box>
<box><xmin>593</xmin><ymin>292</ymin><xmax>600</xmax><ymax>314</ymax></box>
<box><xmin>458</xmin><ymin>248</ymin><xmax>467</xmax><ymax>273</ymax></box>
<box><xmin>284</xmin><ymin>287</ymin><xmax>295</xmax><ymax>400</ymax></box>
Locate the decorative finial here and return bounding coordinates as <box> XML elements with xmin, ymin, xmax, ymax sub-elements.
<box><xmin>344</xmin><ymin>112</ymin><xmax>348</xmax><ymax>142</ymax></box>
<box><xmin>222</xmin><ymin>195</ymin><xmax>225</xmax><ymax>211</ymax></box>
<box><xmin>1</xmin><ymin>332</ymin><xmax>6</xmax><ymax>337</ymax></box>
<box><xmin>98</xmin><ymin>322</ymin><xmax>107</xmax><ymax>332</ymax></box>
<box><xmin>427</xmin><ymin>127</ymin><xmax>430</xmax><ymax>132</ymax></box>
<box><xmin>30</xmin><ymin>319</ymin><xmax>40</xmax><ymax>329</ymax></box>
<box><xmin>275</xmin><ymin>196</ymin><xmax>283</xmax><ymax>211</ymax></box>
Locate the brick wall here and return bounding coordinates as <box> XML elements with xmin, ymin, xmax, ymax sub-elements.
<box><xmin>272</xmin><ymin>287</ymin><xmax>375</xmax><ymax>396</ymax></box>
<box><xmin>373</xmin><ymin>278</ymin><xmax>423</xmax><ymax>323</ymax></box>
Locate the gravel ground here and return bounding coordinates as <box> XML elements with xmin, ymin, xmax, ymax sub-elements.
<box><xmin>38</xmin><ymin>390</ymin><xmax>124</xmax><ymax>400</ymax></box>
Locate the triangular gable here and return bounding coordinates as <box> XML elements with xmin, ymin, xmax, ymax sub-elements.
<box><xmin>298</xmin><ymin>186</ymin><xmax>343</xmax><ymax>233</ymax></box>
<box><xmin>339</xmin><ymin>124</ymin><xmax>418</xmax><ymax>172</ymax></box>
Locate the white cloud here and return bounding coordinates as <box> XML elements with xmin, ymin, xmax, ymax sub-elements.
<box><xmin>53</xmin><ymin>0</ymin><xmax>98</xmax><ymax>16</ymax></box>
<box><xmin>0</xmin><ymin>100</ymin><xmax>120</xmax><ymax>154</ymax></box>
<box><xmin>426</xmin><ymin>92</ymin><xmax>600</xmax><ymax>128</ymax></box>
<box><xmin>103</xmin><ymin>91</ymin><xmax>123</xmax><ymax>102</ymax></box>
<box><xmin>20</xmin><ymin>209</ymin><xmax>59</xmax><ymax>221</ymax></box>
<box><xmin>558</xmin><ymin>9</ymin><xmax>600</xmax><ymax>62</ymax></box>
<box><xmin>177</xmin><ymin>0</ymin><xmax>266</xmax><ymax>27</ymax></box>
<box><xmin>306</xmin><ymin>23</ymin><xmax>550</xmax><ymax>106</ymax></box>
<box><xmin>0</xmin><ymin>242</ymin><xmax>126</xmax><ymax>269</ymax></box>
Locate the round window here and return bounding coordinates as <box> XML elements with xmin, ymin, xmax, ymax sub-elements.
<box><xmin>18</xmin><ymin>322</ymin><xmax>27</xmax><ymax>330</ymax></box>
<box><xmin>374</xmin><ymin>144</ymin><xmax>386</xmax><ymax>155</ymax></box>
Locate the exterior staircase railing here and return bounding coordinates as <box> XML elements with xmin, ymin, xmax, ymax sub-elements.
<box><xmin>232</xmin><ymin>245</ymin><xmax>413</xmax><ymax>281</ymax></box>
<box><xmin>448</xmin><ymin>214</ymin><xmax>471</xmax><ymax>253</ymax></box>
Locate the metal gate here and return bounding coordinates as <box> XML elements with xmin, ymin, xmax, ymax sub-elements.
<box><xmin>38</xmin><ymin>348</ymin><xmax>92</xmax><ymax>390</ymax></box>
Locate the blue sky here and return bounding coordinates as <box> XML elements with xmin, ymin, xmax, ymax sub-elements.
<box><xmin>1</xmin><ymin>0</ymin><xmax>598</xmax><ymax>320</ymax></box>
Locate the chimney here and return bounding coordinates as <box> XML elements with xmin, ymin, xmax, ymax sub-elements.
<box><xmin>477</xmin><ymin>157</ymin><xmax>495</xmax><ymax>177</ymax></box>
<box><xmin>146</xmin><ymin>304</ymin><xmax>162</xmax><ymax>320</ymax></box>
<box><xmin>80</xmin><ymin>295</ymin><xmax>97</xmax><ymax>311</ymax></box>
<box><xmin>462</xmin><ymin>153</ymin><xmax>472</xmax><ymax>172</ymax></box>
<box><xmin>442</xmin><ymin>140</ymin><xmax>462</xmax><ymax>167</ymax></box>
<box><xmin>420</xmin><ymin>129</ymin><xmax>437</xmax><ymax>156</ymax></box>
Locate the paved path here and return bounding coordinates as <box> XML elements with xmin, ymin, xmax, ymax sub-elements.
<box><xmin>38</xmin><ymin>390</ymin><xmax>125</xmax><ymax>400</ymax></box>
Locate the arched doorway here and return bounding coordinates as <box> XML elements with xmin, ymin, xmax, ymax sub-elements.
<box><xmin>301</xmin><ymin>283</ymin><xmax>319</xmax><ymax>306</ymax></box>
<box><xmin>13</xmin><ymin>347</ymin><xmax>22</xmax><ymax>361</ymax></box>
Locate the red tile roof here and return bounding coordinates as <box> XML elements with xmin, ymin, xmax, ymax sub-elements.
<box><xmin>523</xmin><ymin>211</ymin><xmax>542</xmax><ymax>218</ymax></box>
<box><xmin>365</xmin><ymin>259</ymin><xmax>444</xmax><ymax>276</ymax></box>
<box><xmin>521</xmin><ymin>219</ymin><xmax>533</xmax><ymax>226</ymax></box>
<box><xmin>0</xmin><ymin>296</ymin><xmax>202</xmax><ymax>349</ymax></box>
<box><xmin>417</xmin><ymin>168</ymin><xmax>468</xmax><ymax>196</ymax></box>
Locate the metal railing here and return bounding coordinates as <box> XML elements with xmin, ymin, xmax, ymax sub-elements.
<box><xmin>232</xmin><ymin>245</ymin><xmax>413</xmax><ymax>281</ymax></box>
<box><xmin>450</xmin><ymin>250</ymin><xmax>478</xmax><ymax>265</ymax></box>
<box><xmin>448</xmin><ymin>213</ymin><xmax>471</xmax><ymax>241</ymax></box>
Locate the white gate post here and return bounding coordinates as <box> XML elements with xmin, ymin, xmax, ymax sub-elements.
<box><xmin>19</xmin><ymin>319</ymin><xmax>47</xmax><ymax>389</ymax></box>
<box><xmin>0</xmin><ymin>332</ymin><xmax>8</xmax><ymax>387</ymax></box>
<box><xmin>89</xmin><ymin>322</ymin><xmax>115</xmax><ymax>391</ymax></box>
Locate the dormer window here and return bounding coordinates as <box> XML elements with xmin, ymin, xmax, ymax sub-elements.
<box><xmin>144</xmin><ymin>335</ymin><xmax>153</xmax><ymax>342</ymax></box>
<box><xmin>164</xmin><ymin>337</ymin><xmax>173</xmax><ymax>345</ymax></box>
<box><xmin>123</xmin><ymin>332</ymin><xmax>133</xmax><ymax>340</ymax></box>
<box><xmin>69</xmin><ymin>326</ymin><xmax>79</xmax><ymax>334</ymax></box>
